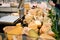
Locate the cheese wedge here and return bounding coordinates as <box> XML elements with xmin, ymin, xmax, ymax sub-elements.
<box><xmin>40</xmin><ymin>34</ymin><xmax>56</xmax><ymax>40</ymax></box>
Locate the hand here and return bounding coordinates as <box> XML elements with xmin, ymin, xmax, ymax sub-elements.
<box><xmin>49</xmin><ymin>1</ymin><xmax>55</xmax><ymax>6</ymax></box>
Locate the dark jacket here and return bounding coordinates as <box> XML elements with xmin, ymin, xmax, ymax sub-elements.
<box><xmin>55</xmin><ymin>4</ymin><xmax>60</xmax><ymax>9</ymax></box>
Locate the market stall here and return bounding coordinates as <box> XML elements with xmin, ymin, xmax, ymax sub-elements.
<box><xmin>0</xmin><ymin>0</ymin><xmax>60</xmax><ymax>40</ymax></box>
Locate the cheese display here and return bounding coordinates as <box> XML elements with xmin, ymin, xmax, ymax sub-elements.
<box><xmin>3</xmin><ymin>0</ymin><xmax>57</xmax><ymax>40</ymax></box>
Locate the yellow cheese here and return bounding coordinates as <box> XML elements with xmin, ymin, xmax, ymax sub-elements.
<box><xmin>3</xmin><ymin>26</ymin><xmax>15</xmax><ymax>33</ymax></box>
<box><xmin>48</xmin><ymin>30</ymin><xmax>55</xmax><ymax>37</ymax></box>
<box><xmin>7</xmin><ymin>27</ymin><xmax>23</xmax><ymax>35</ymax></box>
<box><xmin>28</xmin><ymin>21</ymin><xmax>38</xmax><ymax>30</ymax></box>
<box><xmin>24</xmin><ymin>3</ymin><xmax>30</xmax><ymax>10</ymax></box>
<box><xmin>40</xmin><ymin>34</ymin><xmax>56</xmax><ymax>40</ymax></box>
<box><xmin>40</xmin><ymin>25</ymin><xmax>51</xmax><ymax>34</ymax></box>
<box><xmin>16</xmin><ymin>23</ymin><xmax>22</xmax><ymax>27</ymax></box>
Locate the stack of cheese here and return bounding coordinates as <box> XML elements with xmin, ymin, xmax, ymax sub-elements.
<box><xmin>23</xmin><ymin>4</ymin><xmax>56</xmax><ymax>40</ymax></box>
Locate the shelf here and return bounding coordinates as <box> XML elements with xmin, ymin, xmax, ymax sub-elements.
<box><xmin>0</xmin><ymin>7</ymin><xmax>18</xmax><ymax>13</ymax></box>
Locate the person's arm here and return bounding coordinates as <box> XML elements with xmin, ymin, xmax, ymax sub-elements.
<box><xmin>55</xmin><ymin>4</ymin><xmax>60</xmax><ymax>9</ymax></box>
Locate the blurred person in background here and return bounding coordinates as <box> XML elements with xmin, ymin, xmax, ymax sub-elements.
<box><xmin>49</xmin><ymin>0</ymin><xmax>60</xmax><ymax>9</ymax></box>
